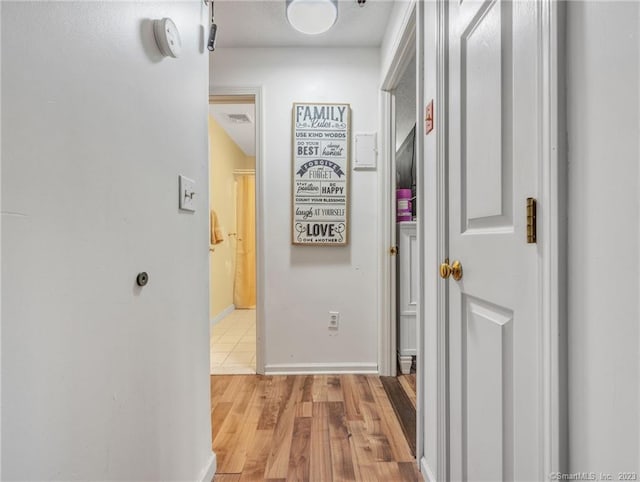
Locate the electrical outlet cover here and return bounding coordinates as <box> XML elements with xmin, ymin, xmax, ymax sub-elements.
<box><xmin>329</xmin><ymin>311</ymin><xmax>339</xmax><ymax>328</ymax></box>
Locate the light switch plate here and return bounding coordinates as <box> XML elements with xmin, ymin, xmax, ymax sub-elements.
<box><xmin>179</xmin><ymin>175</ymin><xmax>196</xmax><ymax>212</ymax></box>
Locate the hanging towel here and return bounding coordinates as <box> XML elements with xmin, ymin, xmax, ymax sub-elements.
<box><xmin>210</xmin><ymin>210</ymin><xmax>224</xmax><ymax>245</ymax></box>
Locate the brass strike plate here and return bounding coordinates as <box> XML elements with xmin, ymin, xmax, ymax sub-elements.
<box><xmin>526</xmin><ymin>198</ymin><xmax>537</xmax><ymax>244</ymax></box>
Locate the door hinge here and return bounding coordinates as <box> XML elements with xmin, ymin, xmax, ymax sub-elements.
<box><xmin>526</xmin><ymin>197</ymin><xmax>537</xmax><ymax>244</ymax></box>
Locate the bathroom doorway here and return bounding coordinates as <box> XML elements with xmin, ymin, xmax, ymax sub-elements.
<box><xmin>209</xmin><ymin>94</ymin><xmax>258</xmax><ymax>375</ymax></box>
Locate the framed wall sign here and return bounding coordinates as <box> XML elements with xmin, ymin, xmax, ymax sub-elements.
<box><xmin>292</xmin><ymin>102</ymin><xmax>350</xmax><ymax>246</ymax></box>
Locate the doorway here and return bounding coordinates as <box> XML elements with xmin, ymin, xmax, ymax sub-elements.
<box><xmin>394</xmin><ymin>51</ymin><xmax>418</xmax><ymax>378</ymax></box>
<box><xmin>381</xmin><ymin>49</ymin><xmax>419</xmax><ymax>457</ymax></box>
<box><xmin>379</xmin><ymin>2</ymin><xmax>421</xmax><ymax>460</ymax></box>
<box><xmin>209</xmin><ymin>94</ymin><xmax>258</xmax><ymax>375</ymax></box>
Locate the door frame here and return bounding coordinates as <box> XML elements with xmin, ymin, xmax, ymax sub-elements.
<box><xmin>422</xmin><ymin>0</ymin><xmax>567</xmax><ymax>479</ymax></box>
<box><xmin>420</xmin><ymin>0</ymin><xmax>448</xmax><ymax>478</ymax></box>
<box><xmin>379</xmin><ymin>0</ymin><xmax>422</xmax><ymax>467</ymax></box>
<box><xmin>537</xmin><ymin>0</ymin><xmax>567</xmax><ymax>473</ymax></box>
<box><xmin>379</xmin><ymin>0</ymin><xmax>416</xmax><ymax>378</ymax></box>
<box><xmin>209</xmin><ymin>86</ymin><xmax>265</xmax><ymax>375</ymax></box>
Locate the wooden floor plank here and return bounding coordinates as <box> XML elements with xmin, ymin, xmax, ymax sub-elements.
<box><xmin>214</xmin><ymin>376</ymin><xmax>259</xmax><ymax>472</ymax></box>
<box><xmin>287</xmin><ymin>416</ymin><xmax>312</xmax><ymax>481</ymax></box>
<box><xmin>359</xmin><ymin>378</ymin><xmax>394</xmax><ymax>463</ymax></box>
<box><xmin>380</xmin><ymin>376</ymin><xmax>417</xmax><ymax>457</ymax></box>
<box><xmin>213</xmin><ymin>475</ymin><xmax>240</xmax><ymax>482</ymax></box>
<box><xmin>257</xmin><ymin>376</ymin><xmax>281</xmax><ymax>431</ymax></box>
<box><xmin>348</xmin><ymin>419</ymin><xmax>380</xmax><ymax>482</ymax></box>
<box><xmin>398</xmin><ymin>374</ymin><xmax>417</xmax><ymax>409</ymax></box>
<box><xmin>327</xmin><ymin>401</ymin><xmax>356</xmax><ymax>482</ymax></box>
<box><xmin>295</xmin><ymin>400</ymin><xmax>313</xmax><ymax>418</ymax></box>
<box><xmin>398</xmin><ymin>461</ymin><xmax>422</xmax><ymax>482</ymax></box>
<box><xmin>211</xmin><ymin>375</ymin><xmax>234</xmax><ymax>403</ymax></box>
<box><xmin>211</xmin><ymin>401</ymin><xmax>233</xmax><ymax>447</ymax></box>
<box><xmin>221</xmin><ymin>376</ymin><xmax>267</xmax><ymax>473</ymax></box>
<box><xmin>264</xmin><ymin>377</ymin><xmax>302</xmax><ymax>479</ymax></box>
<box><xmin>238</xmin><ymin>429</ymin><xmax>273</xmax><ymax>482</ymax></box>
<box><xmin>301</xmin><ymin>375</ymin><xmax>314</xmax><ymax>402</ymax></box>
<box><xmin>341</xmin><ymin>375</ymin><xmax>364</xmax><ymax>422</ymax></box>
<box><xmin>327</xmin><ymin>376</ymin><xmax>343</xmax><ymax>402</ymax></box>
<box><xmin>309</xmin><ymin>402</ymin><xmax>333</xmax><ymax>482</ymax></box>
<box><xmin>376</xmin><ymin>461</ymin><xmax>407</xmax><ymax>481</ymax></box>
<box><xmin>312</xmin><ymin>375</ymin><xmax>329</xmax><ymax>402</ymax></box>
<box><xmin>367</xmin><ymin>377</ymin><xmax>415</xmax><ymax>463</ymax></box>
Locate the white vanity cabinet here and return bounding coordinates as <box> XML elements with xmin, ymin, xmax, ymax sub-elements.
<box><xmin>396</xmin><ymin>221</ymin><xmax>417</xmax><ymax>374</ymax></box>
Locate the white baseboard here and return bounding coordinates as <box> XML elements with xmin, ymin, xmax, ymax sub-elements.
<box><xmin>420</xmin><ymin>456</ymin><xmax>436</xmax><ymax>482</ymax></box>
<box><xmin>210</xmin><ymin>304</ymin><xmax>235</xmax><ymax>328</ymax></box>
<box><xmin>264</xmin><ymin>362</ymin><xmax>378</xmax><ymax>375</ymax></box>
<box><xmin>199</xmin><ymin>452</ymin><xmax>216</xmax><ymax>482</ymax></box>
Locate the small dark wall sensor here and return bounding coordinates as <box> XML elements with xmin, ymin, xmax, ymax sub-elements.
<box><xmin>136</xmin><ymin>272</ymin><xmax>149</xmax><ymax>287</ymax></box>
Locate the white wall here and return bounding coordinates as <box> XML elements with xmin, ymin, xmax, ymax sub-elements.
<box><xmin>2</xmin><ymin>2</ymin><xmax>213</xmax><ymax>480</ymax></box>
<box><xmin>210</xmin><ymin>48</ymin><xmax>380</xmax><ymax>372</ymax></box>
<box><xmin>394</xmin><ymin>51</ymin><xmax>417</xmax><ymax>152</ymax></box>
<box><xmin>567</xmin><ymin>1</ymin><xmax>640</xmax><ymax>473</ymax></box>
<box><xmin>380</xmin><ymin>0</ymin><xmax>415</xmax><ymax>84</ymax></box>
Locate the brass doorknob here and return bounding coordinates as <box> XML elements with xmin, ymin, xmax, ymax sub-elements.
<box><xmin>439</xmin><ymin>258</ymin><xmax>452</xmax><ymax>278</ymax></box>
<box><xmin>439</xmin><ymin>258</ymin><xmax>463</xmax><ymax>281</ymax></box>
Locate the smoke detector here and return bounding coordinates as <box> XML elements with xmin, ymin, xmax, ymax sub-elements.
<box><xmin>224</xmin><ymin>113</ymin><xmax>253</xmax><ymax>124</ymax></box>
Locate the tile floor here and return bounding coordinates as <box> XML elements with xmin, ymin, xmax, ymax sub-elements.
<box><xmin>210</xmin><ymin>309</ymin><xmax>256</xmax><ymax>375</ymax></box>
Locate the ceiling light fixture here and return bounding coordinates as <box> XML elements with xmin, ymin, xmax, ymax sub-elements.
<box><xmin>286</xmin><ymin>0</ymin><xmax>338</xmax><ymax>35</ymax></box>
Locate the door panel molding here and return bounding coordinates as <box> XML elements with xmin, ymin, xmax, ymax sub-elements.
<box><xmin>462</xmin><ymin>295</ymin><xmax>514</xmax><ymax>482</ymax></box>
<box><xmin>460</xmin><ymin>0</ymin><xmax>514</xmax><ymax>232</ymax></box>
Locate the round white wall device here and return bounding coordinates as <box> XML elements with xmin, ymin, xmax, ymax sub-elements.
<box><xmin>153</xmin><ymin>18</ymin><xmax>182</xmax><ymax>58</ymax></box>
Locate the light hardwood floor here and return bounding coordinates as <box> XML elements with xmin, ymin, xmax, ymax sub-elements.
<box><xmin>211</xmin><ymin>374</ymin><xmax>421</xmax><ymax>482</ymax></box>
<box><xmin>397</xmin><ymin>375</ymin><xmax>416</xmax><ymax>409</ymax></box>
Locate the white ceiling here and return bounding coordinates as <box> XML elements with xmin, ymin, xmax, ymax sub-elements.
<box><xmin>213</xmin><ymin>0</ymin><xmax>396</xmax><ymax>48</ymax></box>
<box><xmin>209</xmin><ymin>0</ymin><xmax>398</xmax><ymax>152</ymax></box>
<box><xmin>209</xmin><ymin>103</ymin><xmax>256</xmax><ymax>156</ymax></box>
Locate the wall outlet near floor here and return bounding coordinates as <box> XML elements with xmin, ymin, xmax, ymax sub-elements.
<box><xmin>328</xmin><ymin>311</ymin><xmax>340</xmax><ymax>329</ymax></box>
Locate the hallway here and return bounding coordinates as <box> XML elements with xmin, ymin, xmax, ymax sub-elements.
<box><xmin>4</xmin><ymin>1</ymin><xmax>640</xmax><ymax>480</ymax></box>
<box><xmin>211</xmin><ymin>374</ymin><xmax>420</xmax><ymax>481</ymax></box>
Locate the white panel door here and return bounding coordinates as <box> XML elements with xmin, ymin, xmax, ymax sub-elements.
<box><xmin>448</xmin><ymin>0</ymin><xmax>541</xmax><ymax>480</ymax></box>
